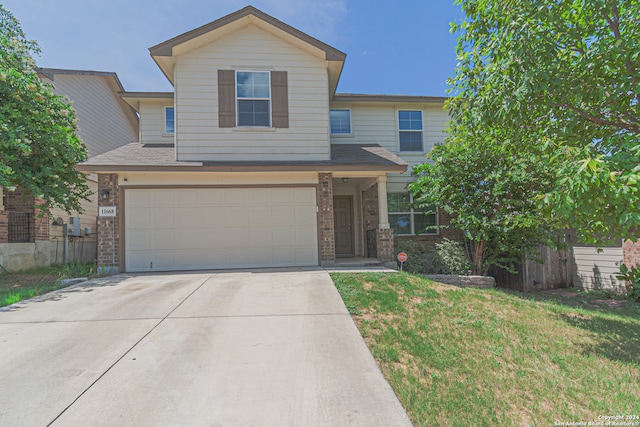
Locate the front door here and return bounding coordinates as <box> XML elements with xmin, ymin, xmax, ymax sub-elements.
<box><xmin>334</xmin><ymin>196</ymin><xmax>354</xmax><ymax>257</ymax></box>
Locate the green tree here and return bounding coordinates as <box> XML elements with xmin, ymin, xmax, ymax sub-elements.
<box><xmin>1</xmin><ymin>5</ymin><xmax>90</xmax><ymax>214</ymax></box>
<box><xmin>449</xmin><ymin>0</ymin><xmax>640</xmax><ymax>244</ymax></box>
<box><xmin>409</xmin><ymin>126</ymin><xmax>558</xmax><ymax>275</ymax></box>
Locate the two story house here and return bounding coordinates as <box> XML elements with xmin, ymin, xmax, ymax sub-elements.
<box><xmin>78</xmin><ymin>6</ymin><xmax>450</xmax><ymax>273</ymax></box>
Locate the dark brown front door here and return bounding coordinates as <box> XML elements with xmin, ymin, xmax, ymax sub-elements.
<box><xmin>334</xmin><ymin>196</ymin><xmax>354</xmax><ymax>257</ymax></box>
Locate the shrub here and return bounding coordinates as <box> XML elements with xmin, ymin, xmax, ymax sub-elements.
<box><xmin>393</xmin><ymin>239</ymin><xmax>432</xmax><ymax>274</ymax></box>
<box><xmin>616</xmin><ymin>264</ymin><xmax>640</xmax><ymax>303</ymax></box>
<box><xmin>433</xmin><ymin>238</ymin><xmax>472</xmax><ymax>275</ymax></box>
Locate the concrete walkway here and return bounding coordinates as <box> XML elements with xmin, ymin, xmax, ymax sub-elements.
<box><xmin>0</xmin><ymin>268</ymin><xmax>412</xmax><ymax>426</ymax></box>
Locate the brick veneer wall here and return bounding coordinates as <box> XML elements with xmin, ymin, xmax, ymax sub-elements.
<box><xmin>3</xmin><ymin>187</ymin><xmax>49</xmax><ymax>241</ymax></box>
<box><xmin>317</xmin><ymin>173</ymin><xmax>335</xmax><ymax>264</ymax></box>
<box><xmin>362</xmin><ymin>184</ymin><xmax>379</xmax><ymax>258</ymax></box>
<box><xmin>97</xmin><ymin>174</ymin><xmax>120</xmax><ymax>272</ymax></box>
<box><xmin>0</xmin><ymin>211</ymin><xmax>8</xmax><ymax>243</ymax></box>
<box><xmin>376</xmin><ymin>228</ymin><xmax>394</xmax><ymax>263</ymax></box>
<box><xmin>623</xmin><ymin>239</ymin><xmax>640</xmax><ymax>268</ymax></box>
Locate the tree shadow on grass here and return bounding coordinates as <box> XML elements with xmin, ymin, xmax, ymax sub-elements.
<box><xmin>0</xmin><ymin>275</ymin><xmax>133</xmax><ymax>312</ymax></box>
<box><xmin>557</xmin><ymin>312</ymin><xmax>640</xmax><ymax>365</ymax></box>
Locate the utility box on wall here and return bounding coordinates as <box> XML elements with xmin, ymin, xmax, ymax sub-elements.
<box><xmin>64</xmin><ymin>217</ymin><xmax>82</xmax><ymax>237</ymax></box>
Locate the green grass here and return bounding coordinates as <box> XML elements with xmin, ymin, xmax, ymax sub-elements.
<box><xmin>331</xmin><ymin>272</ymin><xmax>640</xmax><ymax>426</ymax></box>
<box><xmin>0</xmin><ymin>262</ymin><xmax>99</xmax><ymax>307</ymax></box>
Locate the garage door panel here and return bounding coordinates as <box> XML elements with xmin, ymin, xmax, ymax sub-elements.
<box><xmin>223</xmin><ymin>208</ymin><xmax>249</xmax><ymax>226</ymax></box>
<box><xmin>126</xmin><ymin>188</ymin><xmax>318</xmax><ymax>272</ymax></box>
<box><xmin>294</xmin><ymin>188</ymin><xmax>315</xmax><ymax>203</ymax></box>
<box><xmin>151</xmin><ymin>209</ymin><xmax>175</xmax><ymax>227</ymax></box>
<box><xmin>127</xmin><ymin>208</ymin><xmax>151</xmax><ymax>228</ymax></box>
<box><xmin>127</xmin><ymin>190</ymin><xmax>150</xmax><ymax>207</ymax></box>
<box><xmin>224</xmin><ymin>190</ymin><xmax>248</xmax><ymax>204</ymax></box>
<box><xmin>174</xmin><ymin>208</ymin><xmax>199</xmax><ymax>227</ymax></box>
<box><xmin>247</xmin><ymin>189</ymin><xmax>271</xmax><ymax>204</ymax></box>
<box><xmin>150</xmin><ymin>230</ymin><xmax>175</xmax><ymax>248</ymax></box>
<box><xmin>199</xmin><ymin>189</ymin><xmax>225</xmax><ymax>205</ymax></box>
<box><xmin>271</xmin><ymin>207</ymin><xmax>293</xmax><ymax>225</ymax></box>
<box><xmin>252</xmin><ymin>228</ymin><xmax>273</xmax><ymax>245</ymax></box>
<box><xmin>249</xmin><ymin>208</ymin><xmax>272</xmax><ymax>225</ymax></box>
<box><xmin>175</xmin><ymin>190</ymin><xmax>199</xmax><ymax>206</ymax></box>
<box><xmin>294</xmin><ymin>206</ymin><xmax>316</xmax><ymax>226</ymax></box>
<box><xmin>150</xmin><ymin>190</ymin><xmax>175</xmax><ymax>206</ymax></box>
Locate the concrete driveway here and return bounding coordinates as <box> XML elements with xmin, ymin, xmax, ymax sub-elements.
<box><xmin>0</xmin><ymin>268</ymin><xmax>412</xmax><ymax>426</ymax></box>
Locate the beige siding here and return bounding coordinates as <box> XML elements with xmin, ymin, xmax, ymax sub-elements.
<box><xmin>45</xmin><ymin>74</ymin><xmax>138</xmax><ymax>157</ymax></box>
<box><xmin>330</xmin><ymin>103</ymin><xmax>449</xmax><ymax>192</ymax></box>
<box><xmin>50</xmin><ymin>179</ymin><xmax>98</xmax><ymax>245</ymax></box>
<box><xmin>139</xmin><ymin>101</ymin><xmax>175</xmax><ymax>145</ymax></box>
<box><xmin>174</xmin><ymin>24</ymin><xmax>330</xmax><ymax>162</ymax></box>
<box><xmin>571</xmin><ymin>246</ymin><xmax>624</xmax><ymax>292</ymax></box>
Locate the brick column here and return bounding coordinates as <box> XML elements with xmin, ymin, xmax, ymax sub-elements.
<box><xmin>623</xmin><ymin>239</ymin><xmax>640</xmax><ymax>269</ymax></box>
<box><xmin>97</xmin><ymin>174</ymin><xmax>120</xmax><ymax>273</ymax></box>
<box><xmin>376</xmin><ymin>228</ymin><xmax>395</xmax><ymax>267</ymax></box>
<box><xmin>0</xmin><ymin>211</ymin><xmax>8</xmax><ymax>243</ymax></box>
<box><xmin>317</xmin><ymin>173</ymin><xmax>335</xmax><ymax>266</ymax></box>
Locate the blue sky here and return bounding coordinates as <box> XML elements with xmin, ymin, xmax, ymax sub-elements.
<box><xmin>3</xmin><ymin>0</ymin><xmax>464</xmax><ymax>96</ymax></box>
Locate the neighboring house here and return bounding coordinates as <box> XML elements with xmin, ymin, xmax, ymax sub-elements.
<box><xmin>77</xmin><ymin>6</ymin><xmax>454</xmax><ymax>273</ymax></box>
<box><xmin>0</xmin><ymin>69</ymin><xmax>138</xmax><ymax>270</ymax></box>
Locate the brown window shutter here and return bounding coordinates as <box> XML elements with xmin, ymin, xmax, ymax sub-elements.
<box><xmin>218</xmin><ymin>70</ymin><xmax>236</xmax><ymax>128</ymax></box>
<box><xmin>271</xmin><ymin>71</ymin><xmax>289</xmax><ymax>128</ymax></box>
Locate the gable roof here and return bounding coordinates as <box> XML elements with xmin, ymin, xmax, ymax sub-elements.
<box><xmin>149</xmin><ymin>6</ymin><xmax>346</xmax><ymax>92</ymax></box>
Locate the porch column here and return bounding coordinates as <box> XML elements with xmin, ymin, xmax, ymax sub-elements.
<box><xmin>317</xmin><ymin>172</ymin><xmax>335</xmax><ymax>266</ymax></box>
<box><xmin>375</xmin><ymin>175</ymin><xmax>395</xmax><ymax>267</ymax></box>
<box><xmin>377</xmin><ymin>175</ymin><xmax>390</xmax><ymax>229</ymax></box>
<box><xmin>97</xmin><ymin>174</ymin><xmax>121</xmax><ymax>274</ymax></box>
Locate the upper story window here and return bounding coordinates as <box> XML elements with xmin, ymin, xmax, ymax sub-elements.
<box><xmin>236</xmin><ymin>71</ymin><xmax>271</xmax><ymax>127</ymax></box>
<box><xmin>387</xmin><ymin>192</ymin><xmax>437</xmax><ymax>235</ymax></box>
<box><xmin>330</xmin><ymin>109</ymin><xmax>351</xmax><ymax>135</ymax></box>
<box><xmin>398</xmin><ymin>110</ymin><xmax>423</xmax><ymax>152</ymax></box>
<box><xmin>164</xmin><ymin>106</ymin><xmax>175</xmax><ymax>134</ymax></box>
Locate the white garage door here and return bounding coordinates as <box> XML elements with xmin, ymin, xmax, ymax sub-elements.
<box><xmin>125</xmin><ymin>188</ymin><xmax>318</xmax><ymax>272</ymax></box>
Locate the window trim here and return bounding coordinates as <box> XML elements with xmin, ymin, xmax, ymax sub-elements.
<box><xmin>388</xmin><ymin>192</ymin><xmax>438</xmax><ymax>236</ymax></box>
<box><xmin>397</xmin><ymin>109</ymin><xmax>424</xmax><ymax>152</ymax></box>
<box><xmin>164</xmin><ymin>106</ymin><xmax>175</xmax><ymax>135</ymax></box>
<box><xmin>330</xmin><ymin>109</ymin><xmax>352</xmax><ymax>136</ymax></box>
<box><xmin>235</xmin><ymin>70</ymin><xmax>272</xmax><ymax>128</ymax></box>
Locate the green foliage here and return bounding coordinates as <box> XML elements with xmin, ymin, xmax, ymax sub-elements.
<box><xmin>409</xmin><ymin>131</ymin><xmax>557</xmax><ymax>275</ymax></box>
<box><xmin>393</xmin><ymin>239</ymin><xmax>432</xmax><ymax>274</ymax></box>
<box><xmin>616</xmin><ymin>264</ymin><xmax>640</xmax><ymax>302</ymax></box>
<box><xmin>450</xmin><ymin>0</ymin><xmax>640</xmax><ymax>244</ymax></box>
<box><xmin>0</xmin><ymin>5</ymin><xmax>90</xmax><ymax>215</ymax></box>
<box><xmin>433</xmin><ymin>238</ymin><xmax>471</xmax><ymax>275</ymax></box>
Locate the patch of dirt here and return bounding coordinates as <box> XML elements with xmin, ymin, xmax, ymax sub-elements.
<box><xmin>362</xmin><ymin>281</ymin><xmax>374</xmax><ymax>290</ymax></box>
<box><xmin>0</xmin><ymin>274</ymin><xmax>60</xmax><ymax>291</ymax></box>
<box><xmin>593</xmin><ymin>299</ymin><xmax>626</xmax><ymax>308</ymax></box>
<box><xmin>538</xmin><ymin>289</ymin><xmax>579</xmax><ymax>298</ymax></box>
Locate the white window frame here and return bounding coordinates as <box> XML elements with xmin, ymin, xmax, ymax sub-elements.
<box><xmin>164</xmin><ymin>106</ymin><xmax>174</xmax><ymax>134</ymax></box>
<box><xmin>388</xmin><ymin>192</ymin><xmax>438</xmax><ymax>236</ymax></box>
<box><xmin>397</xmin><ymin>110</ymin><xmax>424</xmax><ymax>152</ymax></box>
<box><xmin>330</xmin><ymin>109</ymin><xmax>352</xmax><ymax>135</ymax></box>
<box><xmin>235</xmin><ymin>70</ymin><xmax>271</xmax><ymax>128</ymax></box>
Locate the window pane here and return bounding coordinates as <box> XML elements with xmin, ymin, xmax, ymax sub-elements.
<box><xmin>165</xmin><ymin>107</ymin><xmax>174</xmax><ymax>134</ymax></box>
<box><xmin>238</xmin><ymin>100</ymin><xmax>270</xmax><ymax>126</ymax></box>
<box><xmin>390</xmin><ymin>214</ymin><xmax>412</xmax><ymax>235</ymax></box>
<box><xmin>387</xmin><ymin>193</ymin><xmax>411</xmax><ymax>213</ymax></box>
<box><xmin>237</xmin><ymin>71</ymin><xmax>270</xmax><ymax>98</ymax></box>
<box><xmin>414</xmin><ymin>212</ymin><xmax>438</xmax><ymax>235</ymax></box>
<box><xmin>399</xmin><ymin>131</ymin><xmax>423</xmax><ymax>151</ymax></box>
<box><xmin>398</xmin><ymin>110</ymin><xmax>422</xmax><ymax>130</ymax></box>
<box><xmin>330</xmin><ymin>109</ymin><xmax>351</xmax><ymax>134</ymax></box>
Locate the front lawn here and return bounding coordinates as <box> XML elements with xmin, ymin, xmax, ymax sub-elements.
<box><xmin>331</xmin><ymin>272</ymin><xmax>640</xmax><ymax>426</ymax></box>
